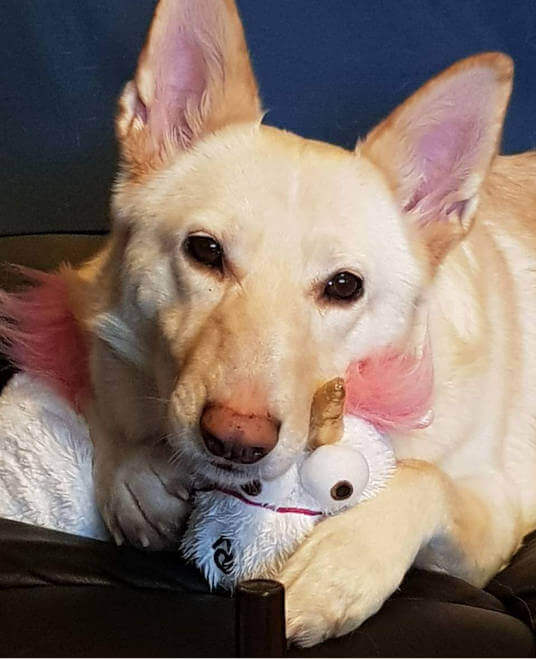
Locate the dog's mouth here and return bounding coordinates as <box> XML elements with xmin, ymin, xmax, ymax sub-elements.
<box><xmin>201</xmin><ymin>463</ymin><xmax>264</xmax><ymax>500</ymax></box>
<box><xmin>189</xmin><ymin>433</ymin><xmax>303</xmax><ymax>489</ymax></box>
<box><xmin>166</xmin><ymin>429</ymin><xmax>268</xmax><ymax>489</ymax></box>
<box><xmin>168</xmin><ymin>424</ymin><xmax>299</xmax><ymax>490</ymax></box>
<box><xmin>192</xmin><ymin>454</ymin><xmax>255</xmax><ymax>488</ymax></box>
<box><xmin>209</xmin><ymin>459</ymin><xmax>244</xmax><ymax>474</ymax></box>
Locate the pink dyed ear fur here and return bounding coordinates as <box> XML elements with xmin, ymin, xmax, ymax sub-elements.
<box><xmin>362</xmin><ymin>53</ymin><xmax>513</xmax><ymax>232</ymax></box>
<box><xmin>116</xmin><ymin>0</ymin><xmax>261</xmax><ymax>170</ymax></box>
<box><xmin>344</xmin><ymin>342</ymin><xmax>434</xmax><ymax>432</ymax></box>
<box><xmin>0</xmin><ymin>268</ymin><xmax>90</xmax><ymax>410</ymax></box>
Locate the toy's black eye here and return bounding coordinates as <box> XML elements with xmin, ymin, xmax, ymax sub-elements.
<box><xmin>184</xmin><ymin>235</ymin><xmax>223</xmax><ymax>270</ymax></box>
<box><xmin>324</xmin><ymin>271</ymin><xmax>363</xmax><ymax>302</ymax></box>
<box><xmin>330</xmin><ymin>480</ymin><xmax>353</xmax><ymax>501</ymax></box>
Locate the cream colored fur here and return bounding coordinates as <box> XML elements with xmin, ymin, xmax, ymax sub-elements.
<box><xmin>69</xmin><ymin>0</ymin><xmax>536</xmax><ymax>647</ymax></box>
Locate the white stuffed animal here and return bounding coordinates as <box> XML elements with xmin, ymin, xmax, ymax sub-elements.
<box><xmin>182</xmin><ymin>415</ymin><xmax>395</xmax><ymax>590</ymax></box>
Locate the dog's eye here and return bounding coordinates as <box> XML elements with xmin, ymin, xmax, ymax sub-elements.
<box><xmin>324</xmin><ymin>271</ymin><xmax>364</xmax><ymax>302</ymax></box>
<box><xmin>184</xmin><ymin>235</ymin><xmax>223</xmax><ymax>271</ymax></box>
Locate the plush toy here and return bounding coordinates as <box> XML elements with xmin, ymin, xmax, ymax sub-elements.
<box><xmin>181</xmin><ymin>379</ymin><xmax>396</xmax><ymax>590</ymax></box>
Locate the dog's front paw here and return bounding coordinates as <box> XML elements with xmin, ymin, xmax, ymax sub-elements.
<box><xmin>96</xmin><ymin>442</ymin><xmax>191</xmax><ymax>550</ymax></box>
<box><xmin>278</xmin><ymin>509</ymin><xmax>411</xmax><ymax>647</ymax></box>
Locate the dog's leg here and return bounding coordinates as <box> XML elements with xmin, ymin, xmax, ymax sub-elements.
<box><xmin>279</xmin><ymin>459</ymin><xmax>522</xmax><ymax>647</ymax></box>
<box><xmin>86</xmin><ymin>401</ymin><xmax>191</xmax><ymax>550</ymax></box>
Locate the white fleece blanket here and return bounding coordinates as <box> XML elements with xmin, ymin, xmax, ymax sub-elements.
<box><xmin>0</xmin><ymin>372</ymin><xmax>108</xmax><ymax>540</ymax></box>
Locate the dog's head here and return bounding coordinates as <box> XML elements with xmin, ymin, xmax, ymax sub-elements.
<box><xmin>92</xmin><ymin>0</ymin><xmax>512</xmax><ymax>486</ymax></box>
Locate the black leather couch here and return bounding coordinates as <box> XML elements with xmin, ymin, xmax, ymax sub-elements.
<box><xmin>1</xmin><ymin>233</ymin><xmax>536</xmax><ymax>657</ymax></box>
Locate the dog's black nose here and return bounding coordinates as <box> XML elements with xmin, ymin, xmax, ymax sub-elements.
<box><xmin>200</xmin><ymin>405</ymin><xmax>279</xmax><ymax>464</ymax></box>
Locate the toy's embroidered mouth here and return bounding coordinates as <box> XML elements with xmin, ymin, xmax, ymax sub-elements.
<box><xmin>210</xmin><ymin>486</ymin><xmax>323</xmax><ymax>517</ymax></box>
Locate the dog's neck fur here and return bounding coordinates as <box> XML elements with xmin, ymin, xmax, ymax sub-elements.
<box><xmin>390</xmin><ymin>152</ymin><xmax>536</xmax><ymax>531</ymax></box>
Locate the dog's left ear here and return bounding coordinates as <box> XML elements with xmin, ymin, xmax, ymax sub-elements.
<box><xmin>361</xmin><ymin>53</ymin><xmax>513</xmax><ymax>263</ymax></box>
<box><xmin>116</xmin><ymin>0</ymin><xmax>261</xmax><ymax>174</ymax></box>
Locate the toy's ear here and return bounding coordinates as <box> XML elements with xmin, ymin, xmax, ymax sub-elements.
<box><xmin>361</xmin><ymin>53</ymin><xmax>513</xmax><ymax>264</ymax></box>
<box><xmin>116</xmin><ymin>0</ymin><xmax>262</xmax><ymax>175</ymax></box>
<box><xmin>308</xmin><ymin>378</ymin><xmax>345</xmax><ymax>448</ymax></box>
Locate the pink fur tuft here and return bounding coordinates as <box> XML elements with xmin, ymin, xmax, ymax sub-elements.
<box><xmin>0</xmin><ymin>267</ymin><xmax>90</xmax><ymax>410</ymax></box>
<box><xmin>345</xmin><ymin>341</ymin><xmax>434</xmax><ymax>432</ymax></box>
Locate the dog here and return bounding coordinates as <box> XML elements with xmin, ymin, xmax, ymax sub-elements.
<box><xmin>16</xmin><ymin>0</ymin><xmax>536</xmax><ymax>647</ymax></box>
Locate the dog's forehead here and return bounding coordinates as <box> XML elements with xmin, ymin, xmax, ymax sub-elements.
<box><xmin>132</xmin><ymin>124</ymin><xmax>399</xmax><ymax>239</ymax></box>
<box><xmin>203</xmin><ymin>127</ymin><xmax>392</xmax><ymax>226</ymax></box>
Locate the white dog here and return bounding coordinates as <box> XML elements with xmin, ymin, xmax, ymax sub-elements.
<box><xmin>2</xmin><ymin>0</ymin><xmax>536</xmax><ymax>647</ymax></box>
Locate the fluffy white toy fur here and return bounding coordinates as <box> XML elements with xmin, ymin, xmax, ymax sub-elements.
<box><xmin>0</xmin><ymin>371</ymin><xmax>395</xmax><ymax>591</ymax></box>
<box><xmin>0</xmin><ymin>372</ymin><xmax>108</xmax><ymax>540</ymax></box>
<box><xmin>182</xmin><ymin>415</ymin><xmax>395</xmax><ymax>590</ymax></box>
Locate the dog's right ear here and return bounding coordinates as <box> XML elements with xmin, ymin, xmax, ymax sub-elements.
<box><xmin>116</xmin><ymin>0</ymin><xmax>261</xmax><ymax>175</ymax></box>
<box><xmin>361</xmin><ymin>53</ymin><xmax>513</xmax><ymax>265</ymax></box>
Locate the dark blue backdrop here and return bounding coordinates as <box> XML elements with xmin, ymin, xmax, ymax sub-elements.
<box><xmin>1</xmin><ymin>1</ymin><xmax>535</xmax><ymax>235</ymax></box>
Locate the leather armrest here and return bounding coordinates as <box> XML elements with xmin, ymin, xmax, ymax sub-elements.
<box><xmin>1</xmin><ymin>519</ymin><xmax>534</xmax><ymax>657</ymax></box>
<box><xmin>487</xmin><ymin>530</ymin><xmax>536</xmax><ymax>631</ymax></box>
